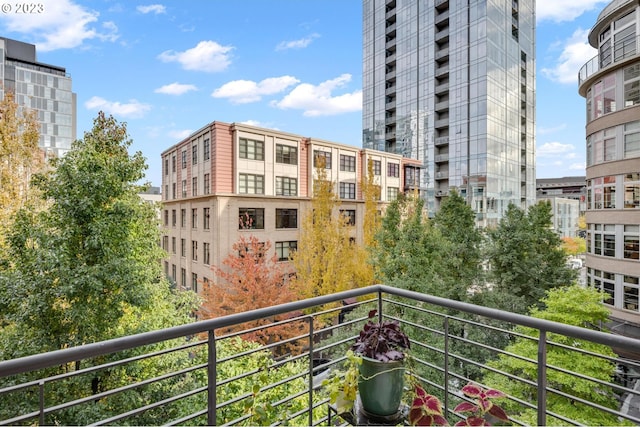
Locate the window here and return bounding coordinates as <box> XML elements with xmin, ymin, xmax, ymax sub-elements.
<box><xmin>203</xmin><ymin>242</ymin><xmax>210</xmax><ymax>265</ymax></box>
<box><xmin>192</xmin><ymin>208</ymin><xmax>197</xmax><ymax>228</ymax></box>
<box><xmin>203</xmin><ymin>138</ymin><xmax>210</xmax><ymax>161</ymax></box>
<box><xmin>172</xmin><ymin>264</ymin><xmax>176</xmax><ymax>282</ymax></box>
<box><xmin>164</xmin><ymin>210</ymin><xmax>169</xmax><ymax>226</ymax></box>
<box><xmin>239</xmin><ymin>208</ymin><xmax>264</xmax><ymax>229</ymax></box>
<box><xmin>181</xmin><ymin>180</ymin><xmax>187</xmax><ymax>197</ymax></box>
<box><xmin>275</xmin><ymin>241</ymin><xmax>297</xmax><ymax>261</ymax></box>
<box><xmin>192</xmin><ymin>273</ymin><xmax>198</xmax><ymax>292</ymax></box>
<box><xmin>192</xmin><ymin>144</ymin><xmax>198</xmax><ymax>164</ymax></box>
<box><xmin>172</xmin><ymin>209</ymin><xmax>176</xmax><ymax>227</ymax></box>
<box><xmin>165</xmin><ymin>184</ymin><xmax>168</xmax><ymax>200</ymax></box>
<box><xmin>181</xmin><ymin>268</ymin><xmax>186</xmax><ymax>289</ymax></box>
<box><xmin>373</xmin><ymin>160</ymin><xmax>381</xmax><ymax>175</ymax></box>
<box><xmin>624</xmin><ymin>173</ymin><xmax>640</xmax><ymax>208</ymax></box>
<box><xmin>192</xmin><ymin>177</ymin><xmax>198</xmax><ymax>196</ymax></box>
<box><xmin>592</xmin><ymin>224</ymin><xmax>616</xmax><ymax>257</ymax></box>
<box><xmin>339</xmin><ymin>182</ymin><xmax>356</xmax><ymax>199</ymax></box>
<box><xmin>181</xmin><ymin>209</ymin><xmax>186</xmax><ymax>228</ymax></box>
<box><xmin>181</xmin><ymin>238</ymin><xmax>186</xmax><ymax>257</ymax></box>
<box><xmin>172</xmin><ymin>237</ymin><xmax>176</xmax><ymax>254</ymax></box>
<box><xmin>204</xmin><ymin>173</ymin><xmax>210</xmax><ymax>194</ymax></box>
<box><xmin>590</xmin><ymin>176</ymin><xmax>616</xmax><ymax>209</ymax></box>
<box><xmin>340</xmin><ymin>209</ymin><xmax>356</xmax><ymax>226</ymax></box>
<box><xmin>164</xmin><ymin>158</ymin><xmax>169</xmax><ymax>175</ymax></box>
<box><xmin>239</xmin><ymin>138</ymin><xmax>264</xmax><ymax>160</ymax></box>
<box><xmin>388</xmin><ymin>163</ymin><xmax>400</xmax><ymax>177</ymax></box>
<box><xmin>162</xmin><ymin>235</ymin><xmax>168</xmax><ymax>250</ymax></box>
<box><xmin>276</xmin><ymin>176</ymin><xmax>298</xmax><ymax>196</ymax></box>
<box><xmin>172</xmin><ymin>155</ymin><xmax>176</xmax><ymax>172</ymax></box>
<box><xmin>624</xmin><ymin>276</ymin><xmax>640</xmax><ymax>311</ymax></box>
<box><xmin>172</xmin><ymin>183</ymin><xmax>176</xmax><ymax>199</ymax></box>
<box><xmin>405</xmin><ymin>166</ymin><xmax>420</xmax><ymax>187</ymax></box>
<box><xmin>624</xmin><ymin>64</ymin><xmax>640</xmax><ymax>107</ymax></box>
<box><xmin>239</xmin><ymin>173</ymin><xmax>264</xmax><ymax>194</ymax></box>
<box><xmin>181</xmin><ymin>150</ymin><xmax>187</xmax><ymax>168</ymax></box>
<box><xmin>276</xmin><ymin>144</ymin><xmax>298</xmax><ymax>164</ymax></box>
<box><xmin>624</xmin><ymin>121</ymin><xmax>640</xmax><ymax>159</ymax></box>
<box><xmin>387</xmin><ymin>187</ymin><xmax>399</xmax><ymax>200</ymax></box>
<box><xmin>340</xmin><ymin>154</ymin><xmax>356</xmax><ymax>172</ymax></box>
<box><xmin>624</xmin><ymin>225</ymin><xmax>639</xmax><ymax>260</ymax></box>
<box><xmin>314</xmin><ymin>150</ymin><xmax>332</xmax><ymax>169</ymax></box>
<box><xmin>275</xmin><ymin>208</ymin><xmax>297</xmax><ymax>229</ymax></box>
<box><xmin>203</xmin><ymin>207</ymin><xmax>210</xmax><ymax>229</ymax></box>
<box><xmin>614</xmin><ymin>20</ymin><xmax>636</xmax><ymax>62</ymax></box>
<box><xmin>192</xmin><ymin>240</ymin><xmax>198</xmax><ymax>261</ymax></box>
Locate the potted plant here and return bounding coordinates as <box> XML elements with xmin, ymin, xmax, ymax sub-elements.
<box><xmin>322</xmin><ymin>350</ymin><xmax>361</xmax><ymax>417</ymax></box>
<box><xmin>408</xmin><ymin>382</ymin><xmax>509</xmax><ymax>426</ymax></box>
<box><xmin>351</xmin><ymin>309</ymin><xmax>411</xmax><ymax>420</ymax></box>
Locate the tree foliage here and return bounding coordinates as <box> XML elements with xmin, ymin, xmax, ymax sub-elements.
<box><xmin>483</xmin><ymin>286</ymin><xmax>629</xmax><ymax>426</ymax></box>
<box><xmin>483</xmin><ymin>202</ymin><xmax>576</xmax><ymax>314</ymax></box>
<box><xmin>291</xmin><ymin>159</ymin><xmax>372</xmax><ymax>299</ymax></box>
<box><xmin>560</xmin><ymin>236</ymin><xmax>586</xmax><ymax>256</ymax></box>
<box><xmin>0</xmin><ymin>91</ymin><xmax>44</xmax><ymax>253</ymax></box>
<box><xmin>199</xmin><ymin>234</ymin><xmax>305</xmax><ymax>353</ymax></box>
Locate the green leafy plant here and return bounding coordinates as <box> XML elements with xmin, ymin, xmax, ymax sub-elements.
<box><xmin>351</xmin><ymin>310</ymin><xmax>410</xmax><ymax>361</ymax></box>
<box><xmin>322</xmin><ymin>350</ymin><xmax>361</xmax><ymax>415</ymax></box>
<box><xmin>408</xmin><ymin>382</ymin><xmax>509</xmax><ymax>426</ymax></box>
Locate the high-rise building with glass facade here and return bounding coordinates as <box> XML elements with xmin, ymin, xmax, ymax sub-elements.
<box><xmin>0</xmin><ymin>37</ymin><xmax>76</xmax><ymax>158</ymax></box>
<box><xmin>362</xmin><ymin>0</ymin><xmax>536</xmax><ymax>226</ymax></box>
<box><xmin>578</xmin><ymin>0</ymin><xmax>640</xmax><ymax>345</ymax></box>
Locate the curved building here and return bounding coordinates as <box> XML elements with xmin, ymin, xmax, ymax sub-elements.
<box><xmin>578</xmin><ymin>0</ymin><xmax>640</xmax><ymax>346</ymax></box>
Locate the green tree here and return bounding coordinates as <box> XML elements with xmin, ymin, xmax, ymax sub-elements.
<box><xmin>483</xmin><ymin>286</ymin><xmax>629</xmax><ymax>426</ymax></box>
<box><xmin>0</xmin><ymin>112</ymin><xmax>200</xmax><ymax>424</ymax></box>
<box><xmin>483</xmin><ymin>202</ymin><xmax>576</xmax><ymax>314</ymax></box>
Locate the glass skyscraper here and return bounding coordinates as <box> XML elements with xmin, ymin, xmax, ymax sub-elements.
<box><xmin>0</xmin><ymin>37</ymin><xmax>76</xmax><ymax>158</ymax></box>
<box><xmin>362</xmin><ymin>0</ymin><xmax>536</xmax><ymax>226</ymax></box>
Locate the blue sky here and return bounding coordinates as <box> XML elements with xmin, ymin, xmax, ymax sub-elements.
<box><xmin>0</xmin><ymin>0</ymin><xmax>611</xmax><ymax>186</ymax></box>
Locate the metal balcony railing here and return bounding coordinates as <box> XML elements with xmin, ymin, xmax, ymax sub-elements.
<box><xmin>1</xmin><ymin>285</ymin><xmax>640</xmax><ymax>426</ymax></box>
<box><xmin>578</xmin><ymin>35</ymin><xmax>640</xmax><ymax>86</ymax></box>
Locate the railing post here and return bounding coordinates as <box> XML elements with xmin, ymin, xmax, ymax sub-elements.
<box><xmin>39</xmin><ymin>380</ymin><xmax>45</xmax><ymax>426</ymax></box>
<box><xmin>308</xmin><ymin>316</ymin><xmax>314</xmax><ymax>427</ymax></box>
<box><xmin>537</xmin><ymin>330</ymin><xmax>547</xmax><ymax>427</ymax></box>
<box><xmin>208</xmin><ymin>330</ymin><xmax>217</xmax><ymax>426</ymax></box>
<box><xmin>443</xmin><ymin>317</ymin><xmax>449</xmax><ymax>415</ymax></box>
<box><xmin>378</xmin><ymin>290</ymin><xmax>384</xmax><ymax>321</ymax></box>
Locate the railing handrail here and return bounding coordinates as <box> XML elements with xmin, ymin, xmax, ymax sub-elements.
<box><xmin>2</xmin><ymin>284</ymin><xmax>640</xmax><ymax>380</ymax></box>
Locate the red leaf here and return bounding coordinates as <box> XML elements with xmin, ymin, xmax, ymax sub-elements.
<box><xmin>454</xmin><ymin>421</ymin><xmax>468</xmax><ymax>427</ymax></box>
<box><xmin>488</xmin><ymin>404</ymin><xmax>509</xmax><ymax>421</ymax></box>
<box><xmin>461</xmin><ymin>383</ymin><xmax>482</xmax><ymax>398</ymax></box>
<box><xmin>415</xmin><ymin>385</ymin><xmax>427</xmax><ymax>398</ymax></box>
<box><xmin>409</xmin><ymin>407</ymin><xmax>424</xmax><ymax>425</ymax></box>
<box><xmin>466</xmin><ymin>416</ymin><xmax>488</xmax><ymax>426</ymax></box>
<box><xmin>484</xmin><ymin>389</ymin><xmax>506</xmax><ymax>399</ymax></box>
<box><xmin>433</xmin><ymin>415</ymin><xmax>450</xmax><ymax>426</ymax></box>
<box><xmin>453</xmin><ymin>402</ymin><xmax>478</xmax><ymax>413</ymax></box>
<box><xmin>424</xmin><ymin>395</ymin><xmax>444</xmax><ymax>415</ymax></box>
<box><xmin>479</xmin><ymin>399</ymin><xmax>492</xmax><ymax>412</ymax></box>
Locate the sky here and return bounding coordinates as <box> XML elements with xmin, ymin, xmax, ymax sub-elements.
<box><xmin>0</xmin><ymin>0</ymin><xmax>612</xmax><ymax>187</ymax></box>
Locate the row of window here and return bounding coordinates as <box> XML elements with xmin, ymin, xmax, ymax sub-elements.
<box><xmin>238</xmin><ymin>174</ymin><xmax>300</xmax><ymax>196</ymax></box>
<box><xmin>587</xmin><ymin>121</ymin><xmax>640</xmax><ymax>165</ymax></box>
<box><xmin>164</xmin><ymin>138</ymin><xmax>211</xmax><ymax>175</ymax></box>
<box><xmin>165</xmin><ymin>262</ymin><xmax>205</xmax><ymax>293</ymax></box>
<box><xmin>164</xmin><ymin>207</ymin><xmax>211</xmax><ymax>229</ymax></box>
<box><xmin>586</xmin><ymin>173</ymin><xmax>640</xmax><ymax>209</ymax></box>
<box><xmin>165</xmin><ymin>173</ymin><xmax>211</xmax><ymax>200</ymax></box>
<box><xmin>587</xmin><ymin>268</ymin><xmax>640</xmax><ymax>312</ymax></box>
<box><xmin>586</xmin><ymin>223</ymin><xmax>639</xmax><ymax>260</ymax></box>
<box><xmin>586</xmin><ymin>63</ymin><xmax>640</xmax><ymax>122</ymax></box>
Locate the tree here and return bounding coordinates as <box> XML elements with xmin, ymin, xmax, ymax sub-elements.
<box><xmin>0</xmin><ymin>91</ymin><xmax>44</xmax><ymax>253</ymax></box>
<box><xmin>433</xmin><ymin>189</ymin><xmax>484</xmax><ymax>301</ymax></box>
<box><xmin>561</xmin><ymin>236</ymin><xmax>586</xmax><ymax>256</ymax></box>
<box><xmin>291</xmin><ymin>158</ymin><xmax>371</xmax><ymax>300</ymax></box>
<box><xmin>199</xmin><ymin>234</ymin><xmax>305</xmax><ymax>353</ymax></box>
<box><xmin>0</xmin><ymin>112</ymin><xmax>200</xmax><ymax>424</ymax></box>
<box><xmin>483</xmin><ymin>286</ymin><xmax>629</xmax><ymax>426</ymax></box>
<box><xmin>483</xmin><ymin>202</ymin><xmax>576</xmax><ymax>314</ymax></box>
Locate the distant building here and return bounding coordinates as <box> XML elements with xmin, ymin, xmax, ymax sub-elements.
<box><xmin>536</xmin><ymin>176</ymin><xmax>586</xmax><ymax>238</ymax></box>
<box><xmin>578</xmin><ymin>0</ymin><xmax>640</xmax><ymax>351</ymax></box>
<box><xmin>0</xmin><ymin>37</ymin><xmax>76</xmax><ymax>158</ymax></box>
<box><xmin>138</xmin><ymin>186</ymin><xmax>162</xmax><ymax>204</ymax></box>
<box><xmin>160</xmin><ymin>121</ymin><xmax>420</xmax><ymax>293</ymax></box>
<box><xmin>362</xmin><ymin>0</ymin><xmax>536</xmax><ymax>226</ymax></box>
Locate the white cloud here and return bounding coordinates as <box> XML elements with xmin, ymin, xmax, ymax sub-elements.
<box><xmin>541</xmin><ymin>29</ymin><xmax>597</xmax><ymax>85</ymax></box>
<box><xmin>537</xmin><ymin>0</ymin><xmax>609</xmax><ymax>23</ymax></box>
<box><xmin>155</xmin><ymin>82</ymin><xmax>197</xmax><ymax>95</ymax></box>
<box><xmin>537</xmin><ymin>124</ymin><xmax>567</xmax><ymax>135</ymax></box>
<box><xmin>240</xmin><ymin>120</ymin><xmax>273</xmax><ymax>129</ymax></box>
<box><xmin>212</xmin><ymin>76</ymin><xmax>300</xmax><ymax>104</ymax></box>
<box><xmin>158</xmin><ymin>40</ymin><xmax>233</xmax><ymax>72</ymax></box>
<box><xmin>168</xmin><ymin>129</ymin><xmax>193</xmax><ymax>140</ymax></box>
<box><xmin>276</xmin><ymin>33</ymin><xmax>320</xmax><ymax>51</ymax></box>
<box><xmin>271</xmin><ymin>74</ymin><xmax>362</xmax><ymax>117</ymax></box>
<box><xmin>537</xmin><ymin>142</ymin><xmax>576</xmax><ymax>157</ymax></box>
<box><xmin>85</xmin><ymin>96</ymin><xmax>151</xmax><ymax>118</ymax></box>
<box><xmin>0</xmin><ymin>0</ymin><xmax>119</xmax><ymax>51</ymax></box>
<box><xmin>569</xmin><ymin>162</ymin><xmax>586</xmax><ymax>171</ymax></box>
<box><xmin>137</xmin><ymin>4</ymin><xmax>166</xmax><ymax>14</ymax></box>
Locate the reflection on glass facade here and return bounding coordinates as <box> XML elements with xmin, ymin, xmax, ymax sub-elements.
<box><xmin>362</xmin><ymin>0</ymin><xmax>536</xmax><ymax>226</ymax></box>
<box><xmin>0</xmin><ymin>37</ymin><xmax>76</xmax><ymax>158</ymax></box>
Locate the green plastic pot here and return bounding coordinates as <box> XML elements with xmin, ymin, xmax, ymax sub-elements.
<box><xmin>357</xmin><ymin>356</ymin><xmax>405</xmax><ymax>417</ymax></box>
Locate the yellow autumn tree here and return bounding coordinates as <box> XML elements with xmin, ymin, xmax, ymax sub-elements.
<box><xmin>358</xmin><ymin>158</ymin><xmax>381</xmax><ymax>284</ymax></box>
<box><xmin>0</xmin><ymin>91</ymin><xmax>44</xmax><ymax>252</ymax></box>
<box><xmin>292</xmin><ymin>156</ymin><xmax>371</xmax><ymax>300</ymax></box>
